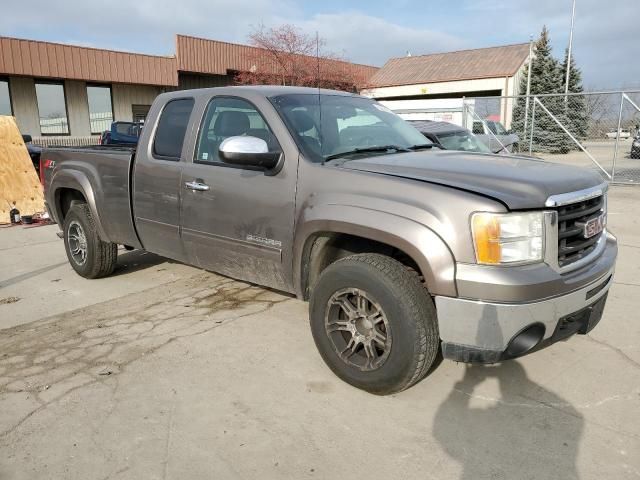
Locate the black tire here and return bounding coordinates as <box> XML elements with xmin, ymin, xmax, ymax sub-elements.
<box><xmin>63</xmin><ymin>203</ymin><xmax>117</xmax><ymax>279</ymax></box>
<box><xmin>309</xmin><ymin>253</ymin><xmax>439</xmax><ymax>395</ymax></box>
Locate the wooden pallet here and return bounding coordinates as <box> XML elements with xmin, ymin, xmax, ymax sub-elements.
<box><xmin>0</xmin><ymin>116</ymin><xmax>45</xmax><ymax>223</ymax></box>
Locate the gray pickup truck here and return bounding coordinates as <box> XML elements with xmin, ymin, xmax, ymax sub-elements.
<box><xmin>42</xmin><ymin>86</ymin><xmax>617</xmax><ymax>395</ymax></box>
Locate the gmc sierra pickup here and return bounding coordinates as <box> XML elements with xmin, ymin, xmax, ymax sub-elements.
<box><xmin>42</xmin><ymin>86</ymin><xmax>617</xmax><ymax>395</ymax></box>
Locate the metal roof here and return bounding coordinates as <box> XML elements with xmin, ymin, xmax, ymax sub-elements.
<box><xmin>0</xmin><ymin>36</ymin><xmax>178</xmax><ymax>86</ymax></box>
<box><xmin>176</xmin><ymin>35</ymin><xmax>379</xmax><ymax>82</ymax></box>
<box><xmin>0</xmin><ymin>35</ymin><xmax>378</xmax><ymax>87</ymax></box>
<box><xmin>368</xmin><ymin>43</ymin><xmax>530</xmax><ymax>88</ymax></box>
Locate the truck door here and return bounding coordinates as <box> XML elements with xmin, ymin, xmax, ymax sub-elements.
<box><xmin>180</xmin><ymin>95</ymin><xmax>298</xmax><ymax>292</ymax></box>
<box><xmin>132</xmin><ymin>97</ymin><xmax>195</xmax><ymax>262</ymax></box>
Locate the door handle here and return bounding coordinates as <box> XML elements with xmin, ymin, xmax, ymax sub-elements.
<box><xmin>185</xmin><ymin>181</ymin><xmax>210</xmax><ymax>192</ymax></box>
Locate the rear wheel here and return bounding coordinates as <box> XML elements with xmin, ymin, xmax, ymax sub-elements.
<box><xmin>63</xmin><ymin>203</ymin><xmax>117</xmax><ymax>279</ymax></box>
<box><xmin>309</xmin><ymin>253</ymin><xmax>439</xmax><ymax>395</ymax></box>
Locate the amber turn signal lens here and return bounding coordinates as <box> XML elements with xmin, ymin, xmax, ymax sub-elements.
<box><xmin>472</xmin><ymin>214</ymin><xmax>502</xmax><ymax>264</ymax></box>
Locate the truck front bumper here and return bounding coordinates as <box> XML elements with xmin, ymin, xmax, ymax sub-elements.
<box><xmin>435</xmin><ymin>233</ymin><xmax>617</xmax><ymax>363</ymax></box>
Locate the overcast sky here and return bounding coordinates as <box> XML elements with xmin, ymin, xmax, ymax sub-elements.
<box><xmin>1</xmin><ymin>0</ymin><xmax>637</xmax><ymax>89</ymax></box>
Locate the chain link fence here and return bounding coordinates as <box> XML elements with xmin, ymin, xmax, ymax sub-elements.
<box><xmin>461</xmin><ymin>91</ymin><xmax>640</xmax><ymax>184</ymax></box>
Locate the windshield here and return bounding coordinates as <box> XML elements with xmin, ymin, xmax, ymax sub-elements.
<box><xmin>270</xmin><ymin>94</ymin><xmax>431</xmax><ymax>162</ymax></box>
<box><xmin>436</xmin><ymin>131</ymin><xmax>492</xmax><ymax>153</ymax></box>
<box><xmin>486</xmin><ymin>120</ymin><xmax>508</xmax><ymax>135</ymax></box>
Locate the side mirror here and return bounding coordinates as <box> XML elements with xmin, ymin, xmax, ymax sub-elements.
<box><xmin>22</xmin><ymin>134</ymin><xmax>32</xmax><ymax>144</ymax></box>
<box><xmin>219</xmin><ymin>136</ymin><xmax>281</xmax><ymax>170</ymax></box>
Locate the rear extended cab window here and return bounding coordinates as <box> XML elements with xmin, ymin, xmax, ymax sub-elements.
<box><xmin>152</xmin><ymin>98</ymin><xmax>195</xmax><ymax>160</ymax></box>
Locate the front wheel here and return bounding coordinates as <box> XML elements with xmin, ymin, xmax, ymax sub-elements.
<box><xmin>63</xmin><ymin>203</ymin><xmax>118</xmax><ymax>279</ymax></box>
<box><xmin>309</xmin><ymin>253</ymin><xmax>439</xmax><ymax>395</ymax></box>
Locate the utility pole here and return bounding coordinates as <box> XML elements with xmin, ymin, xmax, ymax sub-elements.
<box><xmin>564</xmin><ymin>0</ymin><xmax>577</xmax><ymax>101</ymax></box>
<box><xmin>523</xmin><ymin>35</ymin><xmax>534</xmax><ymax>140</ymax></box>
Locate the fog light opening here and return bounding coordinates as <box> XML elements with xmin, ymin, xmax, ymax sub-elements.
<box><xmin>505</xmin><ymin>323</ymin><xmax>545</xmax><ymax>358</ymax></box>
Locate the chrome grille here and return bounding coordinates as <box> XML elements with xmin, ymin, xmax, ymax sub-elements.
<box><xmin>555</xmin><ymin>195</ymin><xmax>605</xmax><ymax>268</ymax></box>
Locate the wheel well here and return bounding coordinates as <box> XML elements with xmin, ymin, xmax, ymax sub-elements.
<box><xmin>56</xmin><ymin>188</ymin><xmax>87</xmax><ymax>221</ymax></box>
<box><xmin>301</xmin><ymin>232</ymin><xmax>423</xmax><ymax>300</ymax></box>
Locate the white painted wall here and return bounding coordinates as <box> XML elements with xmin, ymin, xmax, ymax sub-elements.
<box><xmin>379</xmin><ymin>98</ymin><xmax>471</xmax><ymax>127</ymax></box>
<box><xmin>362</xmin><ymin>77</ymin><xmax>509</xmax><ymax>99</ymax></box>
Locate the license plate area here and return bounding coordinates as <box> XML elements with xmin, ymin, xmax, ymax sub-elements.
<box><xmin>551</xmin><ymin>293</ymin><xmax>608</xmax><ymax>342</ymax></box>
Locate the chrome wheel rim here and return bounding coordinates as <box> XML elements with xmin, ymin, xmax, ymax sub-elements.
<box><xmin>324</xmin><ymin>288</ymin><xmax>392</xmax><ymax>371</ymax></box>
<box><xmin>67</xmin><ymin>221</ymin><xmax>88</xmax><ymax>265</ymax></box>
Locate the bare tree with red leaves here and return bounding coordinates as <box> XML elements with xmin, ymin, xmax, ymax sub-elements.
<box><xmin>235</xmin><ymin>24</ymin><xmax>369</xmax><ymax>92</ymax></box>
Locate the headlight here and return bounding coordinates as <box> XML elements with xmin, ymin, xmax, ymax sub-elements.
<box><xmin>471</xmin><ymin>212</ymin><xmax>544</xmax><ymax>264</ymax></box>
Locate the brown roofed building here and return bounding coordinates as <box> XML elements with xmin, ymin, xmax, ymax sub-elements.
<box><xmin>0</xmin><ymin>35</ymin><xmax>531</xmax><ymax>141</ymax></box>
<box><xmin>0</xmin><ymin>34</ymin><xmax>378</xmax><ymax>142</ymax></box>
<box><xmin>176</xmin><ymin>34</ymin><xmax>378</xmax><ymax>87</ymax></box>
<box><xmin>362</xmin><ymin>43</ymin><xmax>531</xmax><ymax>128</ymax></box>
<box><xmin>367</xmin><ymin>43</ymin><xmax>530</xmax><ymax>89</ymax></box>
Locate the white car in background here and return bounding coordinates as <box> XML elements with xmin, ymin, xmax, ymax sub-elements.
<box><xmin>471</xmin><ymin>119</ymin><xmax>520</xmax><ymax>153</ymax></box>
<box><xmin>605</xmin><ymin>129</ymin><xmax>631</xmax><ymax>139</ymax></box>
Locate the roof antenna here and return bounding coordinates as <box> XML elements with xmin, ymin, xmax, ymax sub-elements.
<box><xmin>316</xmin><ymin>31</ymin><xmax>324</xmax><ymax>163</ymax></box>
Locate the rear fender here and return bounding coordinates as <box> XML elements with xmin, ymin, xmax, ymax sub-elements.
<box><xmin>50</xmin><ymin>169</ymin><xmax>110</xmax><ymax>242</ymax></box>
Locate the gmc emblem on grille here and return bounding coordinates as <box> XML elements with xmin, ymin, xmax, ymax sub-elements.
<box><xmin>579</xmin><ymin>214</ymin><xmax>606</xmax><ymax>239</ymax></box>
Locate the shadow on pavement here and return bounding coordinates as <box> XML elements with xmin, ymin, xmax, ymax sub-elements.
<box><xmin>433</xmin><ymin>361</ymin><xmax>583</xmax><ymax>480</ymax></box>
<box><xmin>110</xmin><ymin>249</ymin><xmax>178</xmax><ymax>277</ymax></box>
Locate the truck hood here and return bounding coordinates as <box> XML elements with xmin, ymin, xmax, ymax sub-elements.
<box><xmin>338</xmin><ymin>150</ymin><xmax>605</xmax><ymax>210</ymax></box>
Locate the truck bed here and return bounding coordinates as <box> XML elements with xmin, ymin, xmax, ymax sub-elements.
<box><xmin>43</xmin><ymin>146</ymin><xmax>140</xmax><ymax>247</ymax></box>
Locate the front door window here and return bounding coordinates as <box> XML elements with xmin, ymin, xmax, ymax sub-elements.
<box><xmin>194</xmin><ymin>97</ymin><xmax>279</xmax><ymax>164</ymax></box>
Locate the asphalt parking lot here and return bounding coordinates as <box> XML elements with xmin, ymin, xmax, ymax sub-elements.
<box><xmin>540</xmin><ymin>140</ymin><xmax>640</xmax><ymax>184</ymax></box>
<box><xmin>1</xmin><ymin>186</ymin><xmax>639</xmax><ymax>480</ymax></box>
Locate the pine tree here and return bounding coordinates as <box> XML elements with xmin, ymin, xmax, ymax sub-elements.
<box><xmin>559</xmin><ymin>48</ymin><xmax>588</xmax><ymax>140</ymax></box>
<box><xmin>511</xmin><ymin>26</ymin><xmax>572</xmax><ymax>153</ymax></box>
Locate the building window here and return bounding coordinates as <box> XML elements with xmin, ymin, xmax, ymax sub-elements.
<box><xmin>35</xmin><ymin>82</ymin><xmax>69</xmax><ymax>135</ymax></box>
<box><xmin>0</xmin><ymin>79</ymin><xmax>11</xmax><ymax>116</ymax></box>
<box><xmin>87</xmin><ymin>85</ymin><xmax>113</xmax><ymax>134</ymax></box>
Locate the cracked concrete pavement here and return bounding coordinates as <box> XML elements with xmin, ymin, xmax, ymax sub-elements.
<box><xmin>0</xmin><ymin>186</ymin><xmax>639</xmax><ymax>479</ymax></box>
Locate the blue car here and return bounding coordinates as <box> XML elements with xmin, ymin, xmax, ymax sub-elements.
<box><xmin>100</xmin><ymin>122</ymin><xmax>143</xmax><ymax>145</ymax></box>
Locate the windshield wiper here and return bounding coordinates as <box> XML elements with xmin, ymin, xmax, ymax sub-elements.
<box><xmin>492</xmin><ymin>142</ymin><xmax>515</xmax><ymax>154</ymax></box>
<box><xmin>407</xmin><ymin>143</ymin><xmax>434</xmax><ymax>150</ymax></box>
<box><xmin>324</xmin><ymin>145</ymin><xmax>411</xmax><ymax>162</ymax></box>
